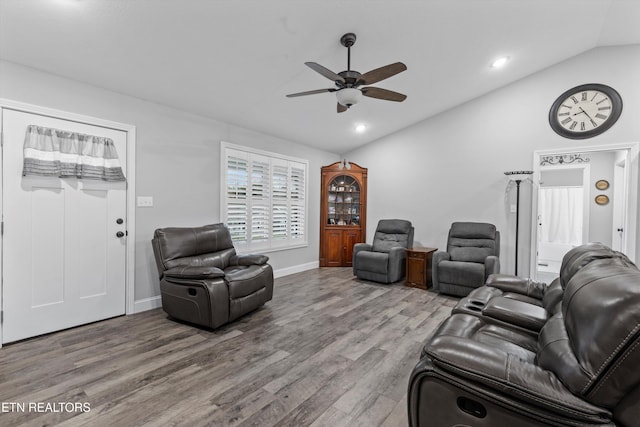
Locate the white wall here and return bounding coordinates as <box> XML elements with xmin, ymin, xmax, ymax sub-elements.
<box><xmin>345</xmin><ymin>45</ymin><xmax>640</xmax><ymax>276</ymax></box>
<box><xmin>0</xmin><ymin>60</ymin><xmax>338</xmax><ymax>304</ymax></box>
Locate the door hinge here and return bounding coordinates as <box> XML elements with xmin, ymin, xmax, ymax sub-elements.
<box><xmin>1</xmin><ymin>221</ymin><xmax>3</xmax><ymax>235</ymax></box>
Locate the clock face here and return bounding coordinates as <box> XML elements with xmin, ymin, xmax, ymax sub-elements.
<box><xmin>549</xmin><ymin>84</ymin><xmax>622</xmax><ymax>139</ymax></box>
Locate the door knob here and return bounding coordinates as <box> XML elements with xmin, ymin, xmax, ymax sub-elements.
<box><xmin>116</xmin><ymin>218</ymin><xmax>124</xmax><ymax>224</ymax></box>
<box><xmin>116</xmin><ymin>231</ymin><xmax>125</xmax><ymax>238</ymax></box>
<box><xmin>617</xmin><ymin>228</ymin><xmax>624</xmax><ymax>232</ymax></box>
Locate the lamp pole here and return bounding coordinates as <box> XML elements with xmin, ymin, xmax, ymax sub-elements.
<box><xmin>504</xmin><ymin>171</ymin><xmax>533</xmax><ymax>276</ymax></box>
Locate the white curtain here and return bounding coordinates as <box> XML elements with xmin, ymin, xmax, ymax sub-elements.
<box><xmin>538</xmin><ymin>187</ymin><xmax>583</xmax><ymax>245</ymax></box>
<box><xmin>22</xmin><ymin>125</ymin><xmax>125</xmax><ymax>181</ymax></box>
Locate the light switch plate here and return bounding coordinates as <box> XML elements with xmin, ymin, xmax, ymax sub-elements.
<box><xmin>510</xmin><ymin>204</ymin><xmax>517</xmax><ymax>213</ymax></box>
<box><xmin>137</xmin><ymin>196</ymin><xmax>153</xmax><ymax>207</ymax></box>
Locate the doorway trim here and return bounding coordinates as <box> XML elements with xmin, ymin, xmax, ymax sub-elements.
<box><xmin>0</xmin><ymin>99</ymin><xmax>137</xmax><ymax>346</ymax></box>
<box><xmin>530</xmin><ymin>142</ymin><xmax>639</xmax><ymax>280</ymax></box>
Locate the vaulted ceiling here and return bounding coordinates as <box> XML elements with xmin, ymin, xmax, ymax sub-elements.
<box><xmin>1</xmin><ymin>0</ymin><xmax>639</xmax><ymax>153</ymax></box>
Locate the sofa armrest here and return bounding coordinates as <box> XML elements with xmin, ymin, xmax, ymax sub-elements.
<box><xmin>164</xmin><ymin>265</ymin><xmax>225</xmax><ymax>282</ymax></box>
<box><xmin>229</xmin><ymin>254</ymin><xmax>269</xmax><ymax>266</ymax></box>
<box><xmin>352</xmin><ymin>243</ymin><xmax>373</xmax><ymax>275</ymax></box>
<box><xmin>425</xmin><ymin>335</ymin><xmax>612</xmax><ymax>422</ymax></box>
<box><xmin>431</xmin><ymin>251</ymin><xmax>450</xmax><ymax>291</ymax></box>
<box><xmin>484</xmin><ymin>255</ymin><xmax>500</xmax><ymax>279</ymax></box>
<box><xmin>353</xmin><ymin>242</ymin><xmax>372</xmax><ymax>254</ymax></box>
<box><xmin>486</xmin><ymin>273</ymin><xmax>546</xmax><ymax>299</ymax></box>
<box><xmin>387</xmin><ymin>246</ymin><xmax>408</xmax><ymax>281</ymax></box>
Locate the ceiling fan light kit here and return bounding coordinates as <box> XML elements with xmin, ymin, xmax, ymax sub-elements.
<box><xmin>336</xmin><ymin>88</ymin><xmax>362</xmax><ymax>107</ymax></box>
<box><xmin>286</xmin><ymin>32</ymin><xmax>407</xmax><ymax>113</ymax></box>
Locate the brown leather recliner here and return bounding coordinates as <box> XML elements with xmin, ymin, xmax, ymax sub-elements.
<box><xmin>409</xmin><ymin>245</ymin><xmax>640</xmax><ymax>427</ymax></box>
<box><xmin>151</xmin><ymin>223</ymin><xmax>273</xmax><ymax>329</ymax></box>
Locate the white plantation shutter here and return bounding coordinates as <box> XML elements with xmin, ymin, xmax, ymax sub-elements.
<box><xmin>271</xmin><ymin>160</ymin><xmax>289</xmax><ymax>243</ymax></box>
<box><xmin>250</xmin><ymin>155</ymin><xmax>270</xmax><ymax>248</ymax></box>
<box><xmin>290</xmin><ymin>163</ymin><xmax>306</xmax><ymax>241</ymax></box>
<box><xmin>221</xmin><ymin>143</ymin><xmax>308</xmax><ymax>251</ymax></box>
<box><xmin>225</xmin><ymin>152</ymin><xmax>248</xmax><ymax>244</ymax></box>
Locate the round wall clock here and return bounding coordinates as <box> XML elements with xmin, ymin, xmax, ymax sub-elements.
<box><xmin>549</xmin><ymin>83</ymin><xmax>622</xmax><ymax>139</ymax></box>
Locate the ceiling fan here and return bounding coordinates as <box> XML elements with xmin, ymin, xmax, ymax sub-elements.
<box><xmin>286</xmin><ymin>33</ymin><xmax>407</xmax><ymax>113</ymax></box>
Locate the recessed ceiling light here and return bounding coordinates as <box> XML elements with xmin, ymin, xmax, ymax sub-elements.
<box><xmin>55</xmin><ymin>0</ymin><xmax>82</xmax><ymax>6</ymax></box>
<box><xmin>355</xmin><ymin>124</ymin><xmax>367</xmax><ymax>133</ymax></box>
<box><xmin>490</xmin><ymin>56</ymin><xmax>510</xmax><ymax>68</ymax></box>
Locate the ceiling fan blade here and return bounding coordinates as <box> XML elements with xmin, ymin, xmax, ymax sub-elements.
<box><xmin>286</xmin><ymin>88</ymin><xmax>336</xmax><ymax>98</ymax></box>
<box><xmin>361</xmin><ymin>87</ymin><xmax>407</xmax><ymax>102</ymax></box>
<box><xmin>357</xmin><ymin>62</ymin><xmax>407</xmax><ymax>86</ymax></box>
<box><xmin>337</xmin><ymin>103</ymin><xmax>348</xmax><ymax>113</ymax></box>
<box><xmin>305</xmin><ymin>62</ymin><xmax>346</xmax><ymax>84</ymax></box>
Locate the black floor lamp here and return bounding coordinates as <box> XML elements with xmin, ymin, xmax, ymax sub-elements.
<box><xmin>504</xmin><ymin>170</ymin><xmax>533</xmax><ymax>276</ymax></box>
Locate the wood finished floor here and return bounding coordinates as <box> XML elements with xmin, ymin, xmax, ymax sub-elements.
<box><xmin>0</xmin><ymin>267</ymin><xmax>458</xmax><ymax>427</ymax></box>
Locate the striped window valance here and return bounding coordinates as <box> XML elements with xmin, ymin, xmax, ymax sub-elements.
<box><xmin>22</xmin><ymin>125</ymin><xmax>125</xmax><ymax>181</ymax></box>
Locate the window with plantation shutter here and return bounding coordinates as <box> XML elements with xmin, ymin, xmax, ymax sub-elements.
<box><xmin>221</xmin><ymin>142</ymin><xmax>308</xmax><ymax>252</ymax></box>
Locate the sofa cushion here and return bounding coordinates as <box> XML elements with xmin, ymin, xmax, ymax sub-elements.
<box><xmin>447</xmin><ymin>222</ymin><xmax>498</xmax><ymax>262</ymax></box>
<box><xmin>370</xmin><ymin>219</ymin><xmax>412</xmax><ymax>253</ymax></box>
<box><xmin>449</xmin><ymin>246</ymin><xmax>494</xmax><ymax>263</ymax></box>
<box><xmin>355</xmin><ymin>251</ymin><xmax>388</xmax><ymax>274</ymax></box>
<box><xmin>558</xmin><ymin>243</ymin><xmax>619</xmax><ymax>288</ymax></box>
<box><xmin>560</xmin><ymin>257</ymin><xmax>640</xmax><ymax>407</ymax></box>
<box><xmin>154</xmin><ymin>223</ymin><xmax>235</xmax><ymax>270</ymax></box>
<box><xmin>437</xmin><ymin>260</ymin><xmax>485</xmax><ymax>287</ymax></box>
<box><xmin>450</xmin><ymin>221</ymin><xmax>496</xmax><ymax>240</ymax></box>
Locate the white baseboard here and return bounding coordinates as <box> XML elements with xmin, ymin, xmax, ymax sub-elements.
<box><xmin>133</xmin><ymin>295</ymin><xmax>162</xmax><ymax>313</ymax></box>
<box><xmin>274</xmin><ymin>261</ymin><xmax>319</xmax><ymax>278</ymax></box>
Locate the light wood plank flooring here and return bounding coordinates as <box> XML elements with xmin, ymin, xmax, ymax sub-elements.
<box><xmin>0</xmin><ymin>267</ymin><xmax>458</xmax><ymax>426</ymax></box>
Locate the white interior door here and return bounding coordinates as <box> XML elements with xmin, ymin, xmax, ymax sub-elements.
<box><xmin>1</xmin><ymin>108</ymin><xmax>127</xmax><ymax>343</ymax></box>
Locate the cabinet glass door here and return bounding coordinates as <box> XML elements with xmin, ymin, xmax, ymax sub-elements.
<box><xmin>327</xmin><ymin>175</ymin><xmax>360</xmax><ymax>226</ymax></box>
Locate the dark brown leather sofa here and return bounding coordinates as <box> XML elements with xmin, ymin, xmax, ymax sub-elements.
<box><xmin>151</xmin><ymin>223</ymin><xmax>273</xmax><ymax>329</ymax></box>
<box><xmin>408</xmin><ymin>243</ymin><xmax>640</xmax><ymax>426</ymax></box>
<box><xmin>449</xmin><ymin>242</ymin><xmax>627</xmax><ymax>336</ymax></box>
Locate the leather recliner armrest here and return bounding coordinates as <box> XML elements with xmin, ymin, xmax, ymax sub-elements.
<box><xmin>484</xmin><ymin>255</ymin><xmax>500</xmax><ymax>278</ymax></box>
<box><xmin>481</xmin><ymin>296</ymin><xmax>548</xmax><ymax>331</ymax></box>
<box><xmin>425</xmin><ymin>335</ymin><xmax>612</xmax><ymax>423</ymax></box>
<box><xmin>164</xmin><ymin>265</ymin><xmax>225</xmax><ymax>281</ymax></box>
<box><xmin>229</xmin><ymin>254</ymin><xmax>269</xmax><ymax>266</ymax></box>
<box><xmin>486</xmin><ymin>274</ymin><xmax>546</xmax><ymax>299</ymax></box>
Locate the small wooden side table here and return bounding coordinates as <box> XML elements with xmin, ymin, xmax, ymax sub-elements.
<box><xmin>405</xmin><ymin>247</ymin><xmax>437</xmax><ymax>290</ymax></box>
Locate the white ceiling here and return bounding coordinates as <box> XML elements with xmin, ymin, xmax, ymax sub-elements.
<box><xmin>1</xmin><ymin>0</ymin><xmax>639</xmax><ymax>154</ymax></box>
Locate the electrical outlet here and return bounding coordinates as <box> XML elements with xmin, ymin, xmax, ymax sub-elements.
<box><xmin>510</xmin><ymin>204</ymin><xmax>517</xmax><ymax>213</ymax></box>
<box><xmin>137</xmin><ymin>196</ymin><xmax>153</xmax><ymax>207</ymax></box>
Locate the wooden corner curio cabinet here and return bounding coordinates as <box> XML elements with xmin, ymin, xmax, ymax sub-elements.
<box><xmin>319</xmin><ymin>161</ymin><xmax>367</xmax><ymax>267</ymax></box>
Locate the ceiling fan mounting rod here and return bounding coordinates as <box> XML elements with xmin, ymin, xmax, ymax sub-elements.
<box><xmin>340</xmin><ymin>33</ymin><xmax>357</xmax><ymax>72</ymax></box>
